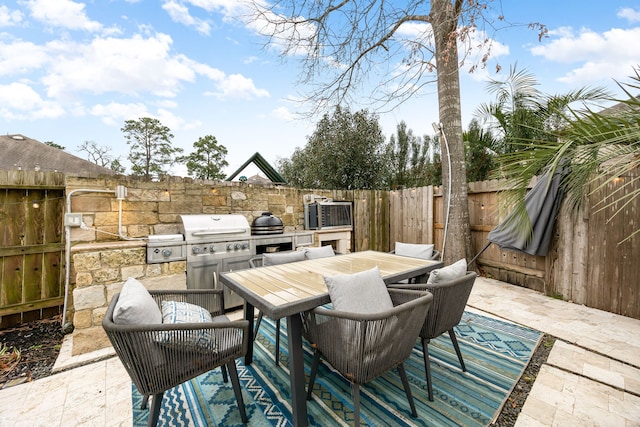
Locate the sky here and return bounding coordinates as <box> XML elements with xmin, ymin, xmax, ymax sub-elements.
<box><xmin>1</xmin><ymin>0</ymin><xmax>639</xmax><ymax>178</ymax></box>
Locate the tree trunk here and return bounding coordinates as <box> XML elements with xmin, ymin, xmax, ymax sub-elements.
<box><xmin>432</xmin><ymin>0</ymin><xmax>473</xmax><ymax>265</ymax></box>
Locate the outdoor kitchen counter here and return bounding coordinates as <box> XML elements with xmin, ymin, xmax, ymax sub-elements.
<box><xmin>219</xmin><ymin>250</ymin><xmax>443</xmax><ymax>427</ymax></box>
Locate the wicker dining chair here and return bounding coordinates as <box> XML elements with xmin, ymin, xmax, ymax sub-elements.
<box><xmin>103</xmin><ymin>288</ymin><xmax>249</xmax><ymax>427</ymax></box>
<box><xmin>303</xmin><ymin>289</ymin><xmax>434</xmax><ymax>426</ymax></box>
<box><xmin>249</xmin><ymin>250</ymin><xmax>305</xmax><ymax>365</ymax></box>
<box><xmin>388</xmin><ymin>271</ymin><xmax>477</xmax><ymax>401</ymax></box>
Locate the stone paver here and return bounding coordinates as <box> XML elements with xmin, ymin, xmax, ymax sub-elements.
<box><xmin>1</xmin><ymin>276</ymin><xmax>639</xmax><ymax>426</ymax></box>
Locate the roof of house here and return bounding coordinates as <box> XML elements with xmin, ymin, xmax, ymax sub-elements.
<box><xmin>0</xmin><ymin>134</ymin><xmax>116</xmax><ymax>176</ymax></box>
<box><xmin>225</xmin><ymin>152</ymin><xmax>286</xmax><ymax>184</ymax></box>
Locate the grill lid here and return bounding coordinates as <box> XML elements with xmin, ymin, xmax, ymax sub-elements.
<box><xmin>251</xmin><ymin>212</ymin><xmax>284</xmax><ymax>235</ymax></box>
<box><xmin>179</xmin><ymin>214</ymin><xmax>251</xmax><ymax>242</ymax></box>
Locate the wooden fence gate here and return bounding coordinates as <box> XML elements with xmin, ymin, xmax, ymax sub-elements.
<box><xmin>0</xmin><ymin>171</ymin><xmax>66</xmax><ymax>328</ymax></box>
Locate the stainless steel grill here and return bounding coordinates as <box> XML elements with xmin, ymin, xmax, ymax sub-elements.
<box><xmin>146</xmin><ymin>234</ymin><xmax>185</xmax><ymax>264</ymax></box>
<box><xmin>145</xmin><ymin>214</ymin><xmax>315</xmax><ymax>311</ymax></box>
<box><xmin>178</xmin><ymin>214</ymin><xmax>253</xmax><ymax>310</ymax></box>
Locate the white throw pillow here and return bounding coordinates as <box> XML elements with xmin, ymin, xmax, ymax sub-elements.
<box><xmin>158</xmin><ymin>300</ymin><xmax>217</xmax><ymax>353</ymax></box>
<box><xmin>427</xmin><ymin>258</ymin><xmax>467</xmax><ymax>285</ymax></box>
<box><xmin>324</xmin><ymin>266</ymin><xmax>393</xmax><ymax>314</ymax></box>
<box><xmin>305</xmin><ymin>245</ymin><xmax>336</xmax><ymax>259</ymax></box>
<box><xmin>263</xmin><ymin>250</ymin><xmax>306</xmax><ymax>266</ymax></box>
<box><xmin>113</xmin><ymin>277</ymin><xmax>162</xmax><ymax>325</ymax></box>
<box><xmin>395</xmin><ymin>242</ymin><xmax>434</xmax><ymax>260</ymax></box>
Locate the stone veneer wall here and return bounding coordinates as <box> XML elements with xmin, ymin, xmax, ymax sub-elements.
<box><xmin>65</xmin><ymin>175</ymin><xmax>346</xmax><ymax>330</ymax></box>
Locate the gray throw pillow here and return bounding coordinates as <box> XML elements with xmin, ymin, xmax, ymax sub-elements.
<box><xmin>305</xmin><ymin>245</ymin><xmax>336</xmax><ymax>259</ymax></box>
<box><xmin>113</xmin><ymin>277</ymin><xmax>162</xmax><ymax>325</ymax></box>
<box><xmin>395</xmin><ymin>242</ymin><xmax>434</xmax><ymax>260</ymax></box>
<box><xmin>427</xmin><ymin>258</ymin><xmax>467</xmax><ymax>285</ymax></box>
<box><xmin>263</xmin><ymin>250</ymin><xmax>306</xmax><ymax>266</ymax></box>
<box><xmin>324</xmin><ymin>266</ymin><xmax>393</xmax><ymax>314</ymax></box>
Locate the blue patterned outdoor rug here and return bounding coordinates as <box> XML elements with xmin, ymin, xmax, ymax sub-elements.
<box><xmin>132</xmin><ymin>310</ymin><xmax>541</xmax><ymax>426</ymax></box>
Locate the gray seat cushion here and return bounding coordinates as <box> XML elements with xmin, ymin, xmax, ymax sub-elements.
<box><xmin>427</xmin><ymin>258</ymin><xmax>467</xmax><ymax>285</ymax></box>
<box><xmin>263</xmin><ymin>250</ymin><xmax>305</xmax><ymax>266</ymax></box>
<box><xmin>305</xmin><ymin>245</ymin><xmax>336</xmax><ymax>259</ymax></box>
<box><xmin>113</xmin><ymin>277</ymin><xmax>162</xmax><ymax>325</ymax></box>
<box><xmin>395</xmin><ymin>242</ymin><xmax>434</xmax><ymax>259</ymax></box>
<box><xmin>324</xmin><ymin>266</ymin><xmax>393</xmax><ymax>314</ymax></box>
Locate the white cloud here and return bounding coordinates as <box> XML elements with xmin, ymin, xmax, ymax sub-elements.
<box><xmin>89</xmin><ymin>102</ymin><xmax>201</xmax><ymax>131</ymax></box>
<box><xmin>0</xmin><ymin>5</ymin><xmax>23</xmax><ymax>27</ymax></box>
<box><xmin>0</xmin><ymin>39</ymin><xmax>49</xmax><ymax>76</ymax></box>
<box><xmin>205</xmin><ymin>73</ymin><xmax>270</xmax><ymax>99</ymax></box>
<box><xmin>271</xmin><ymin>106</ymin><xmax>295</xmax><ymax>121</ymax></box>
<box><xmin>618</xmin><ymin>7</ymin><xmax>640</xmax><ymax>23</ymax></box>
<box><xmin>90</xmin><ymin>102</ymin><xmax>150</xmax><ymax>126</ymax></box>
<box><xmin>23</xmin><ymin>0</ymin><xmax>103</xmax><ymax>32</ymax></box>
<box><xmin>530</xmin><ymin>26</ymin><xmax>640</xmax><ymax>84</ymax></box>
<box><xmin>0</xmin><ymin>82</ymin><xmax>64</xmax><ymax>119</ymax></box>
<box><xmin>183</xmin><ymin>0</ymin><xmax>250</xmax><ymax>18</ymax></box>
<box><xmin>42</xmin><ymin>33</ymin><xmax>196</xmax><ymax>100</ymax></box>
<box><xmin>162</xmin><ymin>0</ymin><xmax>211</xmax><ymax>35</ymax></box>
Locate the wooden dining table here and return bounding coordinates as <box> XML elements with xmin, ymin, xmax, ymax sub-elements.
<box><xmin>219</xmin><ymin>250</ymin><xmax>443</xmax><ymax>427</ymax></box>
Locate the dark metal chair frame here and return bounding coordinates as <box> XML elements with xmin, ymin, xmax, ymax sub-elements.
<box><xmin>389</xmin><ymin>271</ymin><xmax>477</xmax><ymax>401</ymax></box>
<box><xmin>102</xmin><ymin>289</ymin><xmax>249</xmax><ymax>426</ymax></box>
<box><xmin>302</xmin><ymin>289</ymin><xmax>434</xmax><ymax>426</ymax></box>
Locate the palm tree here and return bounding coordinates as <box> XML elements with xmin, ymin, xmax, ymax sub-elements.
<box><xmin>487</xmin><ymin>66</ymin><xmax>640</xmax><ymax>243</ymax></box>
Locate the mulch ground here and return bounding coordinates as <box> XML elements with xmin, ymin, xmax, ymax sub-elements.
<box><xmin>0</xmin><ymin>317</ymin><xmax>555</xmax><ymax>426</ymax></box>
<box><xmin>0</xmin><ymin>317</ymin><xmax>64</xmax><ymax>388</ymax></box>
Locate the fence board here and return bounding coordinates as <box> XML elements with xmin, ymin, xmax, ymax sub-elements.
<box><xmin>0</xmin><ymin>176</ymin><xmax>65</xmax><ymax>326</ymax></box>
<box><xmin>2</xmin><ymin>255</ymin><xmax>23</xmax><ymax>306</ymax></box>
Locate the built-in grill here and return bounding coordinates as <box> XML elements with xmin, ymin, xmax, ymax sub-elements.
<box><xmin>145</xmin><ymin>213</ymin><xmax>315</xmax><ymax>311</ymax></box>
<box><xmin>178</xmin><ymin>214</ymin><xmax>253</xmax><ymax>310</ymax></box>
<box><xmin>146</xmin><ymin>234</ymin><xmax>185</xmax><ymax>263</ymax></box>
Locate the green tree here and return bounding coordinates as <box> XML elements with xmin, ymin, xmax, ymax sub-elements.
<box><xmin>248</xmin><ymin>0</ymin><xmax>546</xmax><ymax>263</ymax></box>
<box><xmin>476</xmin><ymin>65</ymin><xmax>609</xmax><ymax>156</ymax></box>
<box><xmin>110</xmin><ymin>158</ymin><xmax>126</xmax><ymax>174</ymax></box>
<box><xmin>464</xmin><ymin>119</ymin><xmax>497</xmax><ymax>182</ymax></box>
<box><xmin>495</xmin><ymin>68</ymin><xmax>640</xmax><ymax>243</ymax></box>
<box><xmin>121</xmin><ymin>117</ymin><xmax>183</xmax><ymax>180</ymax></box>
<box><xmin>389</xmin><ymin>121</ymin><xmax>437</xmax><ymax>189</ymax></box>
<box><xmin>182</xmin><ymin>135</ymin><xmax>229</xmax><ymax>180</ymax></box>
<box><xmin>278</xmin><ymin>107</ymin><xmax>390</xmax><ymax>189</ymax></box>
<box><xmin>44</xmin><ymin>141</ymin><xmax>65</xmax><ymax>150</ymax></box>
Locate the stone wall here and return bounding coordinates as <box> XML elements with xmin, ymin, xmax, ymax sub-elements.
<box><xmin>65</xmin><ymin>175</ymin><xmax>342</xmax><ymax>330</ymax></box>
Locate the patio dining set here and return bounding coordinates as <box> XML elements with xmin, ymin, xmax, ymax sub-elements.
<box><xmin>102</xmin><ymin>243</ymin><xmax>477</xmax><ymax>427</ymax></box>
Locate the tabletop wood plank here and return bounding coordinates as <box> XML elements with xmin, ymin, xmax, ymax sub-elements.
<box><xmin>220</xmin><ymin>250</ymin><xmax>442</xmax><ymax>318</ymax></box>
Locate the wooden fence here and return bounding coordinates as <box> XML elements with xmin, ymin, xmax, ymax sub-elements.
<box><xmin>0</xmin><ymin>171</ymin><xmax>66</xmax><ymax>327</ymax></box>
<box><xmin>351</xmin><ymin>175</ymin><xmax>639</xmax><ymax>319</ymax></box>
<box><xmin>1</xmin><ymin>171</ymin><xmax>638</xmax><ymax>326</ymax></box>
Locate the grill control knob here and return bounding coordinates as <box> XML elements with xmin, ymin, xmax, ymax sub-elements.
<box><xmin>192</xmin><ymin>246</ymin><xmax>202</xmax><ymax>254</ymax></box>
<box><xmin>226</xmin><ymin>244</ymin><xmax>233</xmax><ymax>251</ymax></box>
<box><xmin>241</xmin><ymin>242</ymin><xmax>249</xmax><ymax>250</ymax></box>
<box><xmin>234</xmin><ymin>243</ymin><xmax>241</xmax><ymax>250</ymax></box>
<box><xmin>209</xmin><ymin>246</ymin><xmax>216</xmax><ymax>253</ymax></box>
<box><xmin>161</xmin><ymin>249</ymin><xmax>173</xmax><ymax>257</ymax></box>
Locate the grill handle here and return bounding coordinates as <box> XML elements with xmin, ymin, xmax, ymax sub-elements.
<box><xmin>191</xmin><ymin>229</ymin><xmax>246</xmax><ymax>236</ymax></box>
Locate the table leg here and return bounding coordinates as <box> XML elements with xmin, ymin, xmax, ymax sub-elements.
<box><xmin>287</xmin><ymin>314</ymin><xmax>308</xmax><ymax>427</ymax></box>
<box><xmin>244</xmin><ymin>301</ymin><xmax>255</xmax><ymax>365</ymax></box>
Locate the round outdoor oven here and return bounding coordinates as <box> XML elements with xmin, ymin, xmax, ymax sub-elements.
<box><xmin>251</xmin><ymin>212</ymin><xmax>284</xmax><ymax>235</ymax></box>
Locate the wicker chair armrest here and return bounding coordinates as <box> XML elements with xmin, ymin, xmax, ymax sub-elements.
<box><xmin>309</xmin><ymin>289</ymin><xmax>431</xmax><ymax>321</ymax></box>
<box><xmin>150</xmin><ymin>289</ymin><xmax>225</xmax><ymax>316</ymax></box>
